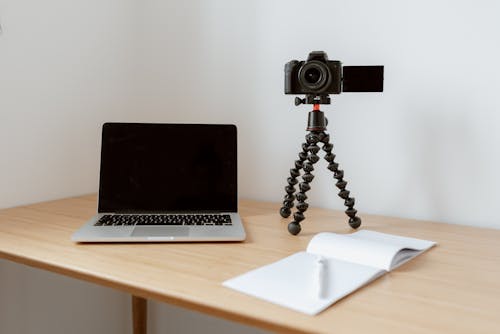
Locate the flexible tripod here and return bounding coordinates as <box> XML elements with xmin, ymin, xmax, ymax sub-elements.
<box><xmin>279</xmin><ymin>96</ymin><xmax>362</xmax><ymax>235</ymax></box>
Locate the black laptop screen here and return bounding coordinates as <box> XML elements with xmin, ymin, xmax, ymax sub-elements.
<box><xmin>98</xmin><ymin>123</ymin><xmax>237</xmax><ymax>213</ymax></box>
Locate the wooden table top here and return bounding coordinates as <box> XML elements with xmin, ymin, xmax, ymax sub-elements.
<box><xmin>0</xmin><ymin>195</ymin><xmax>499</xmax><ymax>334</ymax></box>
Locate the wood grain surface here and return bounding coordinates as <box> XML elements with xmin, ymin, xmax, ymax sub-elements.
<box><xmin>1</xmin><ymin>195</ymin><xmax>499</xmax><ymax>334</ymax></box>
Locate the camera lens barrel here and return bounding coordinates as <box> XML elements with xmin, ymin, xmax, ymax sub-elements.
<box><xmin>298</xmin><ymin>60</ymin><xmax>332</xmax><ymax>92</ymax></box>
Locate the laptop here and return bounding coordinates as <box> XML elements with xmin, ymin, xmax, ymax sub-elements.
<box><xmin>72</xmin><ymin>123</ymin><xmax>246</xmax><ymax>242</ymax></box>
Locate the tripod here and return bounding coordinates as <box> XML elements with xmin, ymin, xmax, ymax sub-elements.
<box><xmin>279</xmin><ymin>98</ymin><xmax>362</xmax><ymax>235</ymax></box>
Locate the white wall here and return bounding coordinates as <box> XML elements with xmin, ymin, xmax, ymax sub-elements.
<box><xmin>137</xmin><ymin>0</ymin><xmax>500</xmax><ymax>229</ymax></box>
<box><xmin>0</xmin><ymin>0</ymin><xmax>140</xmax><ymax>208</ymax></box>
<box><xmin>0</xmin><ymin>0</ymin><xmax>266</xmax><ymax>333</ymax></box>
<box><xmin>1</xmin><ymin>0</ymin><xmax>500</xmax><ymax>333</ymax></box>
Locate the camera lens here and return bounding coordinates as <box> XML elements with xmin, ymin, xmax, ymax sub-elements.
<box><xmin>305</xmin><ymin>68</ymin><xmax>321</xmax><ymax>84</ymax></box>
<box><xmin>298</xmin><ymin>61</ymin><xmax>331</xmax><ymax>92</ymax></box>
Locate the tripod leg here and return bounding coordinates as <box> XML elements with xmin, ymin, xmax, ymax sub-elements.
<box><xmin>288</xmin><ymin>132</ymin><xmax>321</xmax><ymax>235</ymax></box>
<box><xmin>320</xmin><ymin>132</ymin><xmax>362</xmax><ymax>229</ymax></box>
<box><xmin>279</xmin><ymin>142</ymin><xmax>309</xmax><ymax>218</ymax></box>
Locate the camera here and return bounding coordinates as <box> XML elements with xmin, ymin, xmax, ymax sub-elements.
<box><xmin>284</xmin><ymin>51</ymin><xmax>383</xmax><ymax>97</ymax></box>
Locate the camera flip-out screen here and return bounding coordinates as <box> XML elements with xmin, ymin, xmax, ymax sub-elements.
<box><xmin>342</xmin><ymin>66</ymin><xmax>384</xmax><ymax>92</ymax></box>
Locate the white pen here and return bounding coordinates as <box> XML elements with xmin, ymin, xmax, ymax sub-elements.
<box><xmin>316</xmin><ymin>256</ymin><xmax>328</xmax><ymax>299</ymax></box>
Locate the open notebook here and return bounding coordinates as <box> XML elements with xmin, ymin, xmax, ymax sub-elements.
<box><xmin>223</xmin><ymin>230</ymin><xmax>436</xmax><ymax>315</ymax></box>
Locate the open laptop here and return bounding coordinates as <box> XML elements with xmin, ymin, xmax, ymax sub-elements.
<box><xmin>72</xmin><ymin>123</ymin><xmax>246</xmax><ymax>242</ymax></box>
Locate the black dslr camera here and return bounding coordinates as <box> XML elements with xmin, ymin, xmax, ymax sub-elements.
<box><xmin>284</xmin><ymin>51</ymin><xmax>383</xmax><ymax>103</ymax></box>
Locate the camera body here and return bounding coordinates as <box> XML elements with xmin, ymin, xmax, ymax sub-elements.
<box><xmin>285</xmin><ymin>51</ymin><xmax>341</xmax><ymax>95</ymax></box>
<box><xmin>284</xmin><ymin>51</ymin><xmax>384</xmax><ymax>97</ymax></box>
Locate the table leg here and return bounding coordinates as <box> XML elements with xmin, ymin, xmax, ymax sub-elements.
<box><xmin>132</xmin><ymin>295</ymin><xmax>147</xmax><ymax>334</ymax></box>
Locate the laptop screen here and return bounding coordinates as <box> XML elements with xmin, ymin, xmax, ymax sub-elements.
<box><xmin>98</xmin><ymin>123</ymin><xmax>237</xmax><ymax>213</ymax></box>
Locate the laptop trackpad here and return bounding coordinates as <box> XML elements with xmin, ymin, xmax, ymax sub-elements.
<box><xmin>132</xmin><ymin>226</ymin><xmax>190</xmax><ymax>237</ymax></box>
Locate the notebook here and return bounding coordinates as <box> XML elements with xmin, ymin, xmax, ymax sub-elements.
<box><xmin>71</xmin><ymin>123</ymin><xmax>246</xmax><ymax>242</ymax></box>
<box><xmin>223</xmin><ymin>230</ymin><xmax>436</xmax><ymax>315</ymax></box>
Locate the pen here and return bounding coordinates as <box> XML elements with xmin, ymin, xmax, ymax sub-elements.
<box><xmin>316</xmin><ymin>256</ymin><xmax>328</xmax><ymax>299</ymax></box>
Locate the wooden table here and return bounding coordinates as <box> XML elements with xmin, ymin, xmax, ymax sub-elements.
<box><xmin>0</xmin><ymin>195</ymin><xmax>499</xmax><ymax>334</ymax></box>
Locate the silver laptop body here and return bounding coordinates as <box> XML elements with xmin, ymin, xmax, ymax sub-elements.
<box><xmin>72</xmin><ymin>123</ymin><xmax>245</xmax><ymax>242</ymax></box>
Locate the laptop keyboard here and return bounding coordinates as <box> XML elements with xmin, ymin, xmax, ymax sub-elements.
<box><xmin>94</xmin><ymin>214</ymin><xmax>233</xmax><ymax>226</ymax></box>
